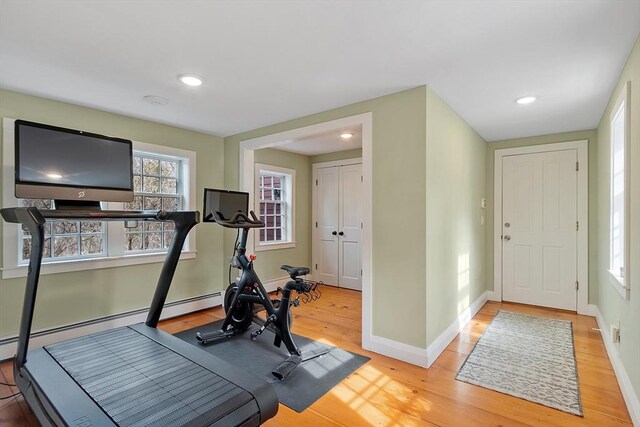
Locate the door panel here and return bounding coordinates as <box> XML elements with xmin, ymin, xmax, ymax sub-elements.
<box><xmin>502</xmin><ymin>150</ymin><xmax>577</xmax><ymax>310</ymax></box>
<box><xmin>338</xmin><ymin>164</ymin><xmax>362</xmax><ymax>290</ymax></box>
<box><xmin>316</xmin><ymin>167</ymin><xmax>339</xmax><ymax>285</ymax></box>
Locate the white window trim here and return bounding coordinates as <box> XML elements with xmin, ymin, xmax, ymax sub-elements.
<box><xmin>608</xmin><ymin>82</ymin><xmax>631</xmax><ymax>300</ymax></box>
<box><xmin>2</xmin><ymin>118</ymin><xmax>197</xmax><ymax>279</ymax></box>
<box><xmin>254</xmin><ymin>163</ymin><xmax>295</xmax><ymax>251</ymax></box>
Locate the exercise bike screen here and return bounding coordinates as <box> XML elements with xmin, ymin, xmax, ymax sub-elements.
<box><xmin>203</xmin><ymin>188</ymin><xmax>249</xmax><ymax>222</ymax></box>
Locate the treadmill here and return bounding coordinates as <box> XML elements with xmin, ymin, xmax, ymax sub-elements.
<box><xmin>1</xmin><ymin>207</ymin><xmax>279</xmax><ymax>427</ymax></box>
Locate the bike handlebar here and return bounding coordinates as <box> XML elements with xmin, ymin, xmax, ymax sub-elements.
<box><xmin>210</xmin><ymin>210</ymin><xmax>266</xmax><ymax>229</ymax></box>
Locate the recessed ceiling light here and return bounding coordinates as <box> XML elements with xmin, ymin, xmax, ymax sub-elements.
<box><xmin>178</xmin><ymin>74</ymin><xmax>204</xmax><ymax>87</ymax></box>
<box><xmin>340</xmin><ymin>132</ymin><xmax>353</xmax><ymax>139</ymax></box>
<box><xmin>516</xmin><ymin>96</ymin><xmax>537</xmax><ymax>105</ymax></box>
<box><xmin>143</xmin><ymin>95</ymin><xmax>169</xmax><ymax>105</ymax></box>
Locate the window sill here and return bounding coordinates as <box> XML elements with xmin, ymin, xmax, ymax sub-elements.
<box><xmin>608</xmin><ymin>270</ymin><xmax>630</xmax><ymax>300</ymax></box>
<box><xmin>255</xmin><ymin>241</ymin><xmax>296</xmax><ymax>252</ymax></box>
<box><xmin>2</xmin><ymin>251</ymin><xmax>197</xmax><ymax>280</ymax></box>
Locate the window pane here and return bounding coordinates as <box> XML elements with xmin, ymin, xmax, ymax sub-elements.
<box><xmin>21</xmin><ymin>199</ymin><xmax>52</xmax><ymax>209</ymax></box>
<box><xmin>143</xmin><ymin>158</ymin><xmax>159</xmax><ymax>175</ymax></box>
<box><xmin>53</xmin><ymin>236</ymin><xmax>78</xmax><ymax>257</ymax></box>
<box><xmin>163</xmin><ymin>232</ymin><xmax>174</xmax><ymax>248</ymax></box>
<box><xmin>133</xmin><ymin>156</ymin><xmax>142</xmax><ymax>174</ymax></box>
<box><xmin>260</xmin><ymin>229</ymin><xmax>265</xmax><ymax>241</ymax></box>
<box><xmin>124</xmin><ymin>195</ymin><xmax>143</xmax><ymax>211</ymax></box>
<box><xmin>22</xmin><ymin>238</ymin><xmax>31</xmax><ymax>260</ymax></box>
<box><xmin>162</xmin><ymin>197</ymin><xmax>179</xmax><ymax>211</ymax></box>
<box><xmin>145</xmin><ymin>222</ymin><xmax>162</xmax><ymax>232</ymax></box>
<box><xmin>133</xmin><ymin>175</ymin><xmax>142</xmax><ymax>192</ymax></box>
<box><xmin>276</xmin><ymin>229</ymin><xmax>282</xmax><ymax>241</ymax></box>
<box><xmin>164</xmin><ymin>221</ymin><xmax>175</xmax><ymax>231</ymax></box>
<box><xmin>124</xmin><ymin>233</ymin><xmax>143</xmax><ymax>251</ymax></box>
<box><xmin>145</xmin><ymin>233</ymin><xmax>162</xmax><ymax>250</ymax></box>
<box><xmin>161</xmin><ymin>178</ymin><xmax>177</xmax><ymax>194</ymax></box>
<box><xmin>272</xmin><ymin>177</ymin><xmax>281</xmax><ymax>188</ymax></box>
<box><xmin>144</xmin><ymin>196</ymin><xmax>162</xmax><ymax>210</ymax></box>
<box><xmin>161</xmin><ymin>160</ymin><xmax>177</xmax><ymax>177</ymax></box>
<box><xmin>53</xmin><ymin>221</ymin><xmax>78</xmax><ymax>235</ymax></box>
<box><xmin>143</xmin><ymin>176</ymin><xmax>160</xmax><ymax>193</ymax></box>
<box><xmin>81</xmin><ymin>235</ymin><xmax>103</xmax><ymax>255</ymax></box>
<box><xmin>81</xmin><ymin>221</ymin><xmax>102</xmax><ymax>233</ymax></box>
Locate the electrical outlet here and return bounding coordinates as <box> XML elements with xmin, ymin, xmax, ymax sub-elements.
<box><xmin>611</xmin><ymin>322</ymin><xmax>621</xmax><ymax>343</ymax></box>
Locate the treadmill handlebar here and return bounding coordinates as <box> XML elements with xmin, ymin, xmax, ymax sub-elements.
<box><xmin>0</xmin><ymin>206</ymin><xmax>200</xmax><ymax>370</ymax></box>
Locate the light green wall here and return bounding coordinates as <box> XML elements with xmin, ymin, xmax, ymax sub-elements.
<box><xmin>0</xmin><ymin>90</ymin><xmax>225</xmax><ymax>338</ymax></box>
<box><xmin>595</xmin><ymin>36</ymin><xmax>640</xmax><ymax>400</ymax></box>
<box><xmin>253</xmin><ymin>148</ymin><xmax>312</xmax><ymax>281</ymax></box>
<box><xmin>225</xmin><ymin>87</ymin><xmax>428</xmax><ymax>347</ymax></box>
<box><xmin>311</xmin><ymin>148</ymin><xmax>362</xmax><ymax>164</ymax></box>
<box><xmin>485</xmin><ymin>129</ymin><xmax>599</xmax><ymax>301</ymax></box>
<box><xmin>424</xmin><ymin>87</ymin><xmax>487</xmax><ymax>346</ymax></box>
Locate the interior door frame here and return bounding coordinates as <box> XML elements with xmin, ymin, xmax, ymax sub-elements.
<box><xmin>239</xmin><ymin>112</ymin><xmax>373</xmax><ymax>349</ymax></box>
<box><xmin>493</xmin><ymin>140</ymin><xmax>589</xmax><ymax>314</ymax></box>
<box><xmin>312</xmin><ymin>157</ymin><xmax>363</xmax><ymax>288</ymax></box>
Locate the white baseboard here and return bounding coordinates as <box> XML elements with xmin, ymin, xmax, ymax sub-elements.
<box><xmin>369</xmin><ymin>334</ymin><xmax>429</xmax><ymax>368</ymax></box>
<box><xmin>426</xmin><ymin>291</ymin><xmax>489</xmax><ymax>367</ymax></box>
<box><xmin>586</xmin><ymin>303</ymin><xmax>599</xmax><ymax>317</ymax></box>
<box><xmin>593</xmin><ymin>305</ymin><xmax>640</xmax><ymax>426</ymax></box>
<box><xmin>366</xmin><ymin>291</ymin><xmax>489</xmax><ymax>369</ymax></box>
<box><xmin>261</xmin><ymin>276</ymin><xmax>290</xmax><ymax>293</ymax></box>
<box><xmin>0</xmin><ymin>292</ymin><xmax>223</xmax><ymax>361</ymax></box>
<box><xmin>486</xmin><ymin>290</ymin><xmax>501</xmax><ymax>302</ymax></box>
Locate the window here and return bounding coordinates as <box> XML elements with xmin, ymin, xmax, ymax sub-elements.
<box><xmin>2</xmin><ymin>117</ymin><xmax>196</xmax><ymax>279</ymax></box>
<box><xmin>123</xmin><ymin>153</ymin><xmax>182</xmax><ymax>252</ymax></box>
<box><xmin>20</xmin><ymin>199</ymin><xmax>105</xmax><ymax>261</ymax></box>
<box><xmin>255</xmin><ymin>164</ymin><xmax>295</xmax><ymax>250</ymax></box>
<box><xmin>609</xmin><ymin>82</ymin><xmax>630</xmax><ymax>298</ymax></box>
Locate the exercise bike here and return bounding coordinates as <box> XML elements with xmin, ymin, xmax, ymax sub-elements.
<box><xmin>196</xmin><ymin>209</ymin><xmax>329</xmax><ymax>380</ymax></box>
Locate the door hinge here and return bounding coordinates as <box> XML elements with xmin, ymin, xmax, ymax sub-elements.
<box><xmin>361</xmin><ymin>176</ymin><xmax>363</xmax><ymax>183</ymax></box>
<box><xmin>315</xmin><ymin>179</ymin><xmax>318</xmax><ymax>186</ymax></box>
<box><xmin>576</xmin><ymin>221</ymin><xmax>579</xmax><ymax>231</ymax></box>
<box><xmin>315</xmin><ymin>221</ymin><xmax>318</xmax><ymax>228</ymax></box>
<box><xmin>576</xmin><ymin>161</ymin><xmax>579</xmax><ymax>171</ymax></box>
<box><xmin>361</xmin><ymin>222</ymin><xmax>363</xmax><ymax>229</ymax></box>
<box><xmin>361</xmin><ymin>269</ymin><xmax>363</xmax><ymax>275</ymax></box>
<box><xmin>315</xmin><ymin>264</ymin><xmax>318</xmax><ymax>270</ymax></box>
<box><xmin>576</xmin><ymin>281</ymin><xmax>579</xmax><ymax>290</ymax></box>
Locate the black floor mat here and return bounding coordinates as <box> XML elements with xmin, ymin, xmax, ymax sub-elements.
<box><xmin>174</xmin><ymin>320</ymin><xmax>369</xmax><ymax>412</ymax></box>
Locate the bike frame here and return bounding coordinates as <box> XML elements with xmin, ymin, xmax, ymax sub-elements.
<box><xmin>223</xmin><ymin>227</ymin><xmax>302</xmax><ymax>357</ymax></box>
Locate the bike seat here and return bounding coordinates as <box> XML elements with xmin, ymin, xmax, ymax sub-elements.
<box><xmin>281</xmin><ymin>264</ymin><xmax>310</xmax><ymax>278</ymax></box>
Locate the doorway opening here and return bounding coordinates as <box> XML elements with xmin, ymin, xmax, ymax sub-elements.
<box><xmin>239</xmin><ymin>113</ymin><xmax>374</xmax><ymax>349</ymax></box>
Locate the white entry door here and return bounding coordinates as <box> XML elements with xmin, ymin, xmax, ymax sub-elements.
<box><xmin>502</xmin><ymin>150</ymin><xmax>578</xmax><ymax>310</ymax></box>
<box><xmin>314</xmin><ymin>162</ymin><xmax>362</xmax><ymax>290</ymax></box>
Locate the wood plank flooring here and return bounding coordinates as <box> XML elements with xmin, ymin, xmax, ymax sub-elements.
<box><xmin>0</xmin><ymin>286</ymin><xmax>632</xmax><ymax>426</ymax></box>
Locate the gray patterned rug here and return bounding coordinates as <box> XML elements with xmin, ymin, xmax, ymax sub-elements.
<box><xmin>456</xmin><ymin>310</ymin><xmax>582</xmax><ymax>416</ymax></box>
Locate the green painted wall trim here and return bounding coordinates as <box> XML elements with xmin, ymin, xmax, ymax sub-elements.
<box><xmin>0</xmin><ymin>89</ymin><xmax>225</xmax><ymax>338</ymax></box>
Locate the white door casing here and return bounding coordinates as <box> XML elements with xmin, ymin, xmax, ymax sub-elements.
<box><xmin>493</xmin><ymin>140</ymin><xmax>589</xmax><ymax>315</ymax></box>
<box><xmin>502</xmin><ymin>150</ymin><xmax>577</xmax><ymax>310</ymax></box>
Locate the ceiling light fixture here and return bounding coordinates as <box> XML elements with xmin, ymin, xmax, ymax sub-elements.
<box><xmin>143</xmin><ymin>95</ymin><xmax>169</xmax><ymax>105</ymax></box>
<box><xmin>178</xmin><ymin>74</ymin><xmax>204</xmax><ymax>87</ymax></box>
<box><xmin>340</xmin><ymin>132</ymin><xmax>353</xmax><ymax>139</ymax></box>
<box><xmin>516</xmin><ymin>96</ymin><xmax>537</xmax><ymax>105</ymax></box>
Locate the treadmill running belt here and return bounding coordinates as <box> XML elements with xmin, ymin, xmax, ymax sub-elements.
<box><xmin>45</xmin><ymin>327</ymin><xmax>257</xmax><ymax>427</ymax></box>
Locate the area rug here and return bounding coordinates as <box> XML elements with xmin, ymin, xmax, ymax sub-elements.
<box><xmin>175</xmin><ymin>320</ymin><xmax>369</xmax><ymax>412</ymax></box>
<box><xmin>456</xmin><ymin>310</ymin><xmax>582</xmax><ymax>416</ymax></box>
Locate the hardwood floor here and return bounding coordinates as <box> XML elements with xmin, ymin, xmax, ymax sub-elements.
<box><xmin>0</xmin><ymin>286</ymin><xmax>632</xmax><ymax>426</ymax></box>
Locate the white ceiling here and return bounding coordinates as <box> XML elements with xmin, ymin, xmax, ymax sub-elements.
<box><xmin>0</xmin><ymin>1</ymin><xmax>638</xmax><ymax>142</ymax></box>
<box><xmin>274</xmin><ymin>126</ymin><xmax>362</xmax><ymax>156</ymax></box>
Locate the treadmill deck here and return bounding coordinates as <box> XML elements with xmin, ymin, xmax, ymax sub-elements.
<box><xmin>45</xmin><ymin>326</ymin><xmax>255</xmax><ymax>426</ymax></box>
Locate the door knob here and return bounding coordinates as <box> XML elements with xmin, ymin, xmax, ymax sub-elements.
<box><xmin>338</xmin><ymin>231</ymin><xmax>344</xmax><ymax>236</ymax></box>
<box><xmin>332</xmin><ymin>231</ymin><xmax>337</xmax><ymax>236</ymax></box>
<box><xmin>504</xmin><ymin>235</ymin><xmax>511</xmax><ymax>241</ymax></box>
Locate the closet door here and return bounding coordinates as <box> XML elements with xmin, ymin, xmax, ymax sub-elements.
<box><xmin>313</xmin><ymin>162</ymin><xmax>362</xmax><ymax>290</ymax></box>
<box><xmin>338</xmin><ymin>164</ymin><xmax>362</xmax><ymax>290</ymax></box>
<box><xmin>315</xmin><ymin>166</ymin><xmax>340</xmax><ymax>285</ymax></box>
